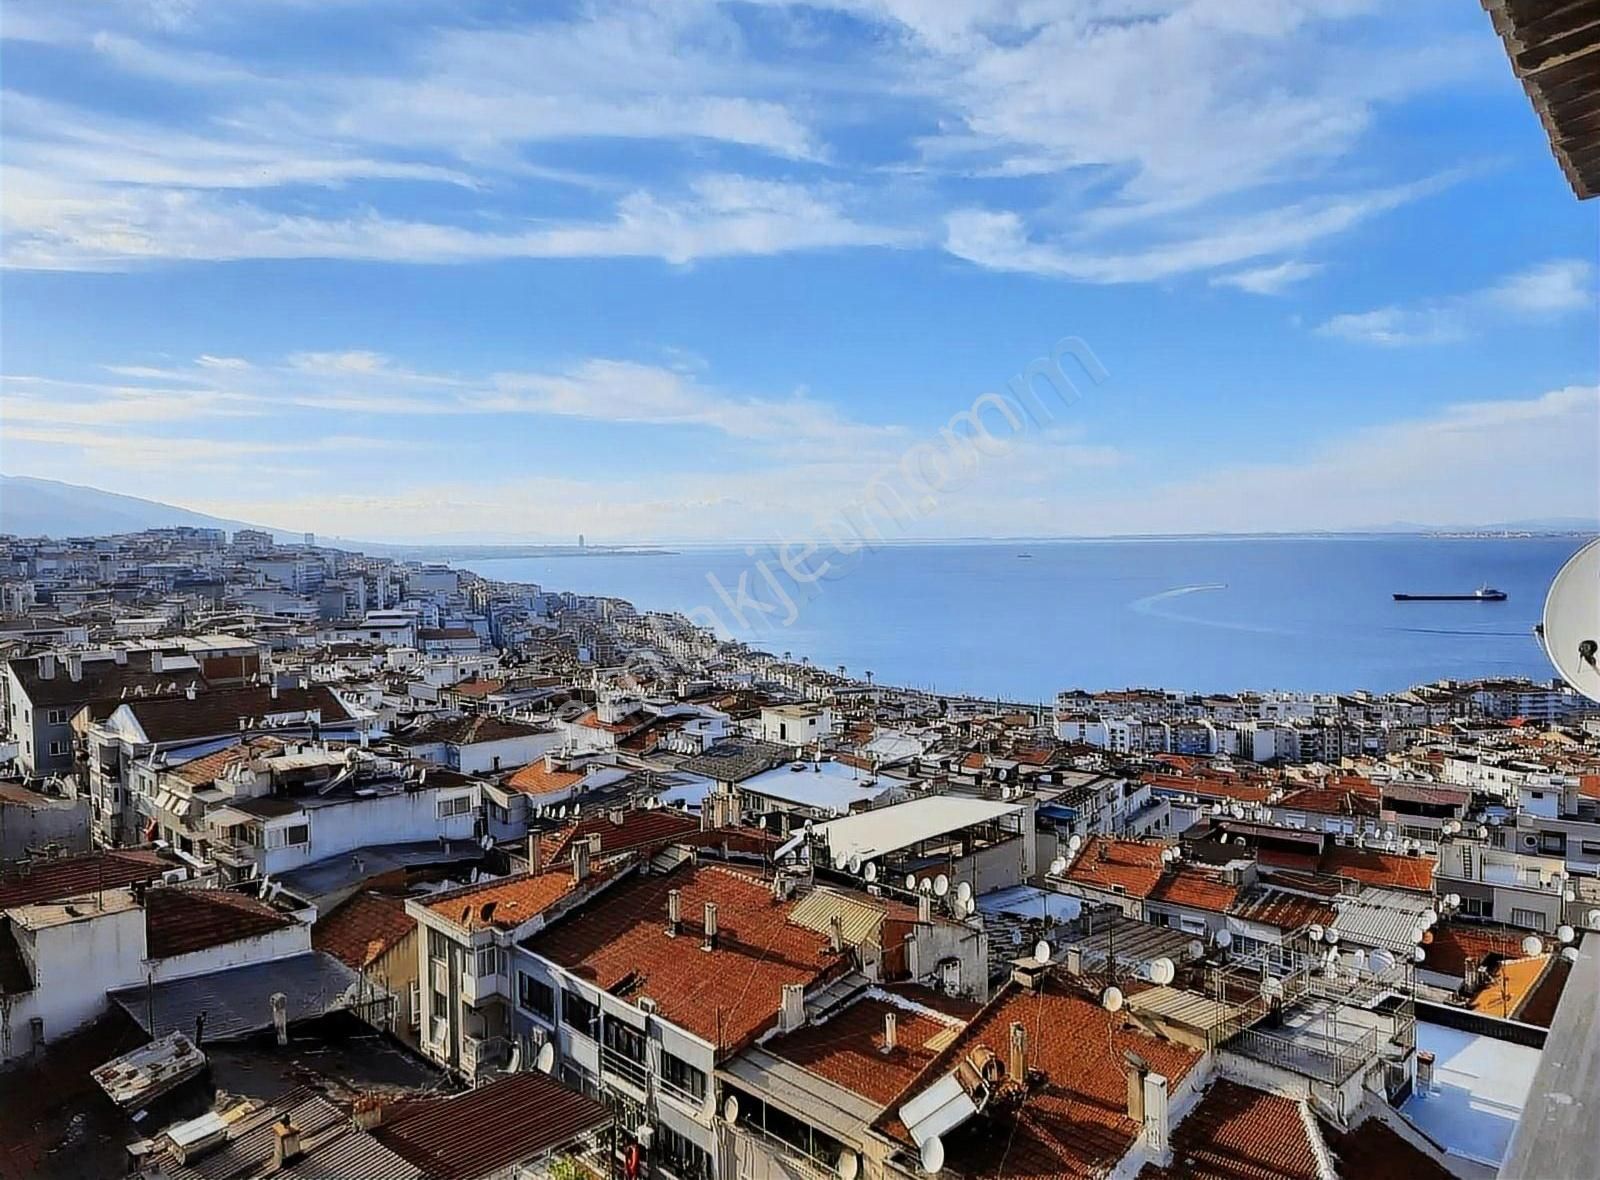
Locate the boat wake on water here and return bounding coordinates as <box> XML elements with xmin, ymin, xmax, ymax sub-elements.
<box><xmin>1128</xmin><ymin>583</ymin><xmax>1286</xmax><ymax>635</ymax></box>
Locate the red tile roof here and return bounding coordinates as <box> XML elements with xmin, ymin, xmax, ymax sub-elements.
<box><xmin>525</xmin><ymin>863</ymin><xmax>840</xmax><ymax>1053</ymax></box>
<box><xmin>1230</xmin><ymin>888</ymin><xmax>1338</xmax><ymax>933</ymax></box>
<box><xmin>1138</xmin><ymin>1079</ymin><xmax>1320</xmax><ymax>1180</ymax></box>
<box><xmin>765</xmin><ymin>986</ymin><xmax>978</xmax><ymax>1107</ymax></box>
<box><xmin>144</xmin><ymin>887</ymin><xmax>295</xmax><ymax>959</ymax></box>
<box><xmin>543</xmin><ymin>808</ymin><xmax>700</xmax><ymax>863</ymax></box>
<box><xmin>1275</xmin><ymin>788</ymin><xmax>1378</xmax><ymax>818</ymax></box>
<box><xmin>879</xmin><ymin>978</ymin><xmax>1202</xmax><ymax>1180</ymax></box>
<box><xmin>503</xmin><ymin>760</ymin><xmax>585</xmax><ymax>797</ymax></box>
<box><xmin>1319</xmin><ymin>846</ymin><xmax>1434</xmax><ymax>892</ymax></box>
<box><xmin>1416</xmin><ymin>923</ymin><xmax>1527</xmax><ymax>978</ymax></box>
<box><xmin>425</xmin><ymin>865</ymin><xmax>616</xmax><ymax>933</ymax></box>
<box><xmin>314</xmin><ymin>892</ymin><xmax>416</xmax><ymax>970</ymax></box>
<box><xmin>1064</xmin><ymin>838</ymin><xmax>1166</xmax><ymax>899</ymax></box>
<box><xmin>1148</xmin><ymin>867</ymin><xmax>1240</xmax><ymax>914</ymax></box>
<box><xmin>127</xmin><ymin>684</ymin><xmax>353</xmax><ymax>742</ymax></box>
<box><xmin>375</xmin><ymin>1072</ymin><xmax>610</xmax><ymax>1180</ymax></box>
<box><xmin>0</xmin><ymin>849</ymin><xmax>168</xmax><ymax>910</ymax></box>
<box><xmin>1322</xmin><ymin>1117</ymin><xmax>1455</xmax><ymax>1180</ymax></box>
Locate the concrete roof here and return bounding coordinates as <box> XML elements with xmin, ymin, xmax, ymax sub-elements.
<box><xmin>810</xmin><ymin>796</ymin><xmax>1023</xmax><ymax>863</ymax></box>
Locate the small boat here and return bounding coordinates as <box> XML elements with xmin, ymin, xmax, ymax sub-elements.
<box><xmin>1016</xmin><ymin>552</ymin><xmax>1034</xmax><ymax>559</ymax></box>
<box><xmin>1393</xmin><ymin>585</ymin><xmax>1507</xmax><ymax>602</ymax></box>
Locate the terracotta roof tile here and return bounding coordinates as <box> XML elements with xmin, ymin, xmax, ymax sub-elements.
<box><xmin>879</xmin><ymin>978</ymin><xmax>1203</xmax><ymax>1180</ymax></box>
<box><xmin>1420</xmin><ymin>923</ymin><xmax>1529</xmax><ymax>978</ymax></box>
<box><xmin>1322</xmin><ymin>1117</ymin><xmax>1454</xmax><ymax>1180</ymax></box>
<box><xmin>1138</xmin><ymin>1079</ymin><xmax>1320</xmax><ymax>1180</ymax></box>
<box><xmin>314</xmin><ymin>892</ymin><xmax>415</xmax><ymax>970</ymax></box>
<box><xmin>0</xmin><ymin>849</ymin><xmax>168</xmax><ymax>910</ymax></box>
<box><xmin>503</xmin><ymin>761</ymin><xmax>585</xmax><ymax>797</ymax></box>
<box><xmin>144</xmin><ymin>887</ymin><xmax>295</xmax><ymax>959</ymax></box>
<box><xmin>1148</xmin><ymin>867</ymin><xmax>1240</xmax><ymax>914</ymax></box>
<box><xmin>425</xmin><ymin>865</ymin><xmax>615</xmax><ymax>932</ymax></box>
<box><xmin>525</xmin><ymin>863</ymin><xmax>840</xmax><ymax>1053</ymax></box>
<box><xmin>1230</xmin><ymin>888</ymin><xmax>1338</xmax><ymax>933</ymax></box>
<box><xmin>1319</xmin><ymin>846</ymin><xmax>1434</xmax><ymax>893</ymax></box>
<box><xmin>544</xmin><ymin>809</ymin><xmax>700</xmax><ymax>862</ymax></box>
<box><xmin>1063</xmin><ymin>837</ymin><xmax>1166</xmax><ymax>899</ymax></box>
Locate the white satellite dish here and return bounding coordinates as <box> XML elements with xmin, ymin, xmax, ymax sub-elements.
<box><xmin>1412</xmin><ymin>946</ymin><xmax>1426</xmax><ymax>962</ymax></box>
<box><xmin>920</xmin><ymin>1136</ymin><xmax>945</xmax><ymax>1175</ymax></box>
<box><xmin>1562</xmin><ymin>946</ymin><xmax>1581</xmax><ymax>963</ymax></box>
<box><xmin>1261</xmin><ymin>976</ymin><xmax>1283</xmax><ymax>998</ymax></box>
<box><xmin>956</xmin><ymin>881</ymin><xmax>973</xmax><ymax>904</ymax></box>
<box><xmin>536</xmin><ymin>1042</ymin><xmax>556</xmax><ymax>1074</ymax></box>
<box><xmin>1370</xmin><ymin>948</ymin><xmax>1396</xmax><ymax>974</ymax></box>
<box><xmin>1557</xmin><ymin>924</ymin><xmax>1576</xmax><ymax>944</ymax></box>
<box><xmin>847</xmin><ymin>853</ymin><xmax>863</xmax><ymax>875</ymax></box>
<box><xmin>1187</xmin><ymin>939</ymin><xmax>1205</xmax><ymax>960</ymax></box>
<box><xmin>933</xmin><ymin>874</ymin><xmax>950</xmax><ymax>898</ymax></box>
<box><xmin>838</xmin><ymin>1152</ymin><xmax>860</xmax><ymax>1180</ymax></box>
<box><xmin>963</xmin><ymin>896</ymin><xmax>978</xmax><ymax>917</ymax></box>
<box><xmin>1542</xmin><ymin>537</ymin><xmax>1600</xmax><ymax>703</ymax></box>
<box><xmin>1324</xmin><ymin>927</ymin><xmax>1340</xmax><ymax>945</ymax></box>
<box><xmin>723</xmin><ymin>1095</ymin><xmax>741</xmax><ymax>1123</ymax></box>
<box><xmin>1214</xmin><ymin>929</ymin><xmax>1233</xmax><ymax>949</ymax></box>
<box><xmin>1068</xmin><ymin>834</ymin><xmax>1083</xmax><ymax>853</ymax></box>
<box><xmin>1150</xmin><ymin>957</ymin><xmax>1176</xmax><ymax>986</ymax></box>
<box><xmin>1034</xmin><ymin>939</ymin><xmax>1052</xmax><ymax>963</ymax></box>
<box><xmin>1522</xmin><ymin>935</ymin><xmax>1544</xmax><ymax>957</ymax></box>
<box><xmin>1589</xmin><ymin>908</ymin><xmax>1600</xmax><ymax>930</ymax></box>
<box><xmin>864</xmin><ymin>862</ymin><xmax>878</xmax><ymax>883</ymax></box>
<box><xmin>1352</xmin><ymin>949</ymin><xmax>1368</xmax><ymax>972</ymax></box>
<box><xmin>905</xmin><ymin>874</ymin><xmax>918</xmax><ymax>891</ymax></box>
<box><xmin>1410</xmin><ymin>926</ymin><xmax>1426</xmax><ymax>945</ymax></box>
<box><xmin>1101</xmin><ymin>986</ymin><xmax>1124</xmax><ymax>1012</ymax></box>
<box><xmin>803</xmin><ymin>818</ymin><xmax>814</xmax><ymax>833</ymax></box>
<box><xmin>1049</xmin><ymin>856</ymin><xmax>1067</xmax><ymax>876</ymax></box>
<box><xmin>1308</xmin><ymin>924</ymin><xmax>1324</xmax><ymax>942</ymax></box>
<box><xmin>1445</xmin><ymin>893</ymin><xmax>1462</xmax><ymax>909</ymax></box>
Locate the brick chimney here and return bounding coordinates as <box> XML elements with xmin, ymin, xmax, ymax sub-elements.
<box><xmin>527</xmin><ymin>833</ymin><xmax>543</xmax><ymax>873</ymax></box>
<box><xmin>778</xmin><ymin>983</ymin><xmax>804</xmax><ymax>1032</ymax></box>
<box><xmin>271</xmin><ymin>1117</ymin><xmax>303</xmax><ymax>1171</ymax></box>
<box><xmin>571</xmin><ymin>838</ymin><xmax>590</xmax><ymax>884</ymax></box>
<box><xmin>1009</xmin><ymin>1021</ymin><xmax>1027</xmax><ymax>1082</ymax></box>
<box><xmin>667</xmin><ymin>889</ymin><xmax>681</xmax><ymax>936</ymax></box>
<box><xmin>703</xmin><ymin>901</ymin><xmax>718</xmax><ymax>951</ymax></box>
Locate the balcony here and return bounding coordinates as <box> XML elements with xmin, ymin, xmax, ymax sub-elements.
<box><xmin>461</xmin><ymin>1033</ymin><xmax>510</xmax><ymax>1078</ymax></box>
<box><xmin>461</xmin><ymin>965</ymin><xmax>505</xmax><ymax>1006</ymax></box>
<box><xmin>600</xmin><ymin>1045</ymin><xmax>649</xmax><ymax>1093</ymax></box>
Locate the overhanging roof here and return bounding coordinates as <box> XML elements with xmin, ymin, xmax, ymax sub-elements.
<box><xmin>1483</xmin><ymin>0</ymin><xmax>1600</xmax><ymax>198</ymax></box>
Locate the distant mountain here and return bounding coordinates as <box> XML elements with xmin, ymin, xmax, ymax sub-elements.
<box><xmin>0</xmin><ymin>475</ymin><xmax>301</xmax><ymax>542</ymax></box>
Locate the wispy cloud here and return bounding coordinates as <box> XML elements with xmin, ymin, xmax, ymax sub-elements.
<box><xmin>1316</xmin><ymin>258</ymin><xmax>1595</xmax><ymax>345</ymax></box>
<box><xmin>1210</xmin><ymin>260</ymin><xmax>1325</xmax><ymax>296</ymax></box>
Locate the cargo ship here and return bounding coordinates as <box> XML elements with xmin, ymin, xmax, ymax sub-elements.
<box><xmin>1393</xmin><ymin>585</ymin><xmax>1507</xmax><ymax>602</ymax></box>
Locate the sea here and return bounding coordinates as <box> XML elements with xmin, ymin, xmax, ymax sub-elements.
<box><xmin>454</xmin><ymin>536</ymin><xmax>1588</xmax><ymax>702</ymax></box>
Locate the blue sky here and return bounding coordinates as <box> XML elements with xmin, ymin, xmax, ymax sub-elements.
<box><xmin>1</xmin><ymin>0</ymin><xmax>1595</xmax><ymax>543</ymax></box>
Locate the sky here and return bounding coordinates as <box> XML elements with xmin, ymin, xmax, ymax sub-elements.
<box><xmin>1</xmin><ymin>0</ymin><xmax>1596</xmax><ymax>544</ymax></box>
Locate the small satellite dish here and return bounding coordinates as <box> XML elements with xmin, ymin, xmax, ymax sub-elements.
<box><xmin>1324</xmin><ymin>927</ymin><xmax>1340</xmax><ymax>945</ymax></box>
<box><xmin>1187</xmin><ymin>939</ymin><xmax>1205</xmax><ymax>960</ymax></box>
<box><xmin>723</xmin><ymin>1095</ymin><xmax>741</xmax><ymax>1123</ymax></box>
<box><xmin>1542</xmin><ymin>537</ymin><xmax>1600</xmax><ymax>703</ymax></box>
<box><xmin>933</xmin><ymin>874</ymin><xmax>950</xmax><ymax>897</ymax></box>
<box><xmin>919</xmin><ymin>878</ymin><xmax>933</xmax><ymax>895</ymax></box>
<box><xmin>1150</xmin><ymin>957</ymin><xmax>1175</xmax><ymax>986</ymax></box>
<box><xmin>838</xmin><ymin>1152</ymin><xmax>860</xmax><ymax>1180</ymax></box>
<box><xmin>1589</xmin><ymin>908</ymin><xmax>1600</xmax><ymax>929</ymax></box>
<box><xmin>905</xmin><ymin>874</ymin><xmax>918</xmax><ymax>891</ymax></box>
<box><xmin>864</xmin><ymin>862</ymin><xmax>878</xmax><ymax>883</ymax></box>
<box><xmin>963</xmin><ymin>896</ymin><xmax>977</xmax><ymax>917</ymax></box>
<box><xmin>1352</xmin><ymin>949</ymin><xmax>1368</xmax><ymax>972</ymax></box>
<box><xmin>1522</xmin><ymin>935</ymin><xmax>1544</xmax><ymax>957</ymax></box>
<box><xmin>1261</xmin><ymin>976</ymin><xmax>1283</xmax><ymax>998</ymax></box>
<box><xmin>1034</xmin><ymin>939</ymin><xmax>1052</xmax><ymax>964</ymax></box>
<box><xmin>1101</xmin><ymin>986</ymin><xmax>1124</xmax><ymax>1013</ymax></box>
<box><xmin>1557</xmin><ymin>924</ymin><xmax>1576</xmax><ymax>944</ymax></box>
<box><xmin>536</xmin><ymin>1042</ymin><xmax>556</xmax><ymax>1074</ymax></box>
<box><xmin>920</xmin><ymin>1136</ymin><xmax>945</xmax><ymax>1175</ymax></box>
<box><xmin>1068</xmin><ymin>834</ymin><xmax>1082</xmax><ymax>853</ymax></box>
<box><xmin>803</xmin><ymin>818</ymin><xmax>814</xmax><ymax>833</ymax></box>
<box><xmin>1410</xmin><ymin>926</ymin><xmax>1426</xmax><ymax>945</ymax></box>
<box><xmin>1370</xmin><ymin>948</ymin><xmax>1396</xmax><ymax>974</ymax></box>
<box><xmin>1308</xmin><ymin>924</ymin><xmax>1324</xmax><ymax>943</ymax></box>
<box><xmin>1562</xmin><ymin>946</ymin><xmax>1581</xmax><ymax>963</ymax></box>
<box><xmin>847</xmin><ymin>853</ymin><xmax>863</xmax><ymax>875</ymax></box>
<box><xmin>1411</xmin><ymin>945</ymin><xmax>1426</xmax><ymax>962</ymax></box>
<box><xmin>956</xmin><ymin>881</ymin><xmax>973</xmax><ymax>904</ymax></box>
<box><xmin>1214</xmin><ymin>929</ymin><xmax>1233</xmax><ymax>949</ymax></box>
<box><xmin>1049</xmin><ymin>856</ymin><xmax>1067</xmax><ymax>876</ymax></box>
<box><xmin>1445</xmin><ymin>893</ymin><xmax>1462</xmax><ymax>909</ymax></box>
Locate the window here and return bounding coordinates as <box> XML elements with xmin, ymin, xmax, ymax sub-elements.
<box><xmin>563</xmin><ymin>989</ymin><xmax>599</xmax><ymax>1038</ymax></box>
<box><xmin>1581</xmin><ymin>840</ymin><xmax>1600</xmax><ymax>856</ymax></box>
<box><xmin>475</xmin><ymin>945</ymin><xmax>502</xmax><ymax>979</ymax></box>
<box><xmin>518</xmin><ymin>973</ymin><xmax>555</xmax><ymax>1020</ymax></box>
<box><xmin>1511</xmin><ymin>908</ymin><xmax>1546</xmax><ymax>932</ymax></box>
<box><xmin>48</xmin><ymin>741</ymin><xmax>68</xmax><ymax>756</ymax></box>
<box><xmin>428</xmin><ymin>928</ymin><xmax>450</xmax><ymax>962</ymax></box>
<box><xmin>1538</xmin><ymin>832</ymin><xmax>1567</xmax><ymax>855</ymax></box>
<box><xmin>660</xmin><ymin>1051</ymin><xmax>707</xmax><ymax>1102</ymax></box>
<box><xmin>47</xmin><ymin>709</ymin><xmax>67</xmax><ymax>725</ymax></box>
<box><xmin>438</xmin><ymin>794</ymin><xmax>472</xmax><ymax>819</ymax></box>
<box><xmin>656</xmin><ymin>1125</ymin><xmax>712</xmax><ymax>1180</ymax></box>
<box><xmin>409</xmin><ymin>981</ymin><xmax>422</xmax><ymax>1030</ymax></box>
<box><xmin>602</xmin><ymin>1017</ymin><xmax>647</xmax><ymax>1064</ymax></box>
<box><xmin>284</xmin><ymin>823</ymin><xmax>309</xmax><ymax>847</ymax></box>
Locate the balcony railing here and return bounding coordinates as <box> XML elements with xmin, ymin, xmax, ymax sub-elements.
<box><xmin>600</xmin><ymin>1045</ymin><xmax>649</xmax><ymax>1092</ymax></box>
<box><xmin>462</xmin><ymin>1034</ymin><xmax>510</xmax><ymax>1078</ymax></box>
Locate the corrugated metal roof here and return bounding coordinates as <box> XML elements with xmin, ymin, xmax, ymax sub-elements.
<box><xmin>813</xmin><ymin>796</ymin><xmax>1023</xmax><ymax>861</ymax></box>
<box><xmin>108</xmin><ymin>951</ymin><xmax>361</xmax><ymax>1040</ymax></box>
<box><xmin>1125</xmin><ymin>986</ymin><xmax>1242</xmax><ymax>1032</ymax></box>
<box><xmin>1331</xmin><ymin>887</ymin><xmax>1435</xmax><ymax>954</ymax></box>
<box><xmin>164</xmin><ymin>1090</ymin><xmax>421</xmax><ymax>1180</ymax></box>
<box><xmin>789</xmin><ymin>888</ymin><xmax>890</xmax><ymax>946</ymax></box>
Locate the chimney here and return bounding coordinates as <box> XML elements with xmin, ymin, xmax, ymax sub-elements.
<box><xmin>151</xmin><ymin>650</ymin><xmax>165</xmax><ymax>675</ymax></box>
<box><xmin>667</xmin><ymin>889</ymin><xmax>682</xmax><ymax>936</ymax></box>
<box><xmin>828</xmin><ymin>913</ymin><xmax>844</xmax><ymax>953</ymax></box>
<box><xmin>271</xmin><ymin>1117</ymin><xmax>303</xmax><ymax>1171</ymax></box>
<box><xmin>38</xmin><ymin>653</ymin><xmax>55</xmax><ymax>680</ymax></box>
<box><xmin>185</xmin><ymin>682</ymin><xmax>198</xmax><ymax>701</ymax></box>
<box><xmin>270</xmin><ymin>992</ymin><xmax>289</xmax><ymax>1047</ymax></box>
<box><xmin>1123</xmin><ymin>1051</ymin><xmax>1150</xmax><ymax>1123</ymax></box>
<box><xmin>66</xmin><ymin>653</ymin><xmax>82</xmax><ymax>682</ymax></box>
<box><xmin>918</xmin><ymin>895</ymin><xmax>933</xmax><ymax>923</ymax></box>
<box><xmin>703</xmin><ymin>902</ymin><xmax>718</xmax><ymax>951</ymax></box>
<box><xmin>1009</xmin><ymin>1021</ymin><xmax>1027</xmax><ymax>1083</ymax></box>
<box><xmin>527</xmin><ymin>834</ymin><xmax>544</xmax><ymax>873</ymax></box>
<box><xmin>883</xmin><ymin>1011</ymin><xmax>897</xmax><ymax>1054</ymax></box>
<box><xmin>1065</xmin><ymin>946</ymin><xmax>1083</xmax><ymax>977</ymax></box>
<box><xmin>1142</xmin><ymin>1073</ymin><xmax>1171</xmax><ymax>1158</ymax></box>
<box><xmin>609</xmin><ymin>808</ymin><xmax>625</xmax><ymax>826</ymax></box>
<box><xmin>572</xmin><ymin>839</ymin><xmax>591</xmax><ymax>884</ymax></box>
<box><xmin>270</xmin><ymin>681</ymin><xmax>279</xmax><ymax>700</ymax></box>
<box><xmin>779</xmin><ymin>983</ymin><xmax>805</xmax><ymax>1032</ymax></box>
<box><xmin>113</xmin><ymin>648</ymin><xmax>128</xmax><ymax>665</ymax></box>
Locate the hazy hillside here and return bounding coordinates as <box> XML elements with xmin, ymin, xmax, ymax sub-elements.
<box><xmin>0</xmin><ymin>475</ymin><xmax>292</xmax><ymax>541</ymax></box>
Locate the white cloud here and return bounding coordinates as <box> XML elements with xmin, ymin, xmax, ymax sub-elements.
<box><xmin>1316</xmin><ymin>259</ymin><xmax>1595</xmax><ymax>345</ymax></box>
<box><xmin>1210</xmin><ymin>260</ymin><xmax>1325</xmax><ymax>295</ymax></box>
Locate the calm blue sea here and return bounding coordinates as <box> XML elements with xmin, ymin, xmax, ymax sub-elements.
<box><xmin>458</xmin><ymin>536</ymin><xmax>1586</xmax><ymax>700</ymax></box>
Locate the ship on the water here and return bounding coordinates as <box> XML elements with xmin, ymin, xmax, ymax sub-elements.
<box><xmin>1393</xmin><ymin>585</ymin><xmax>1507</xmax><ymax>602</ymax></box>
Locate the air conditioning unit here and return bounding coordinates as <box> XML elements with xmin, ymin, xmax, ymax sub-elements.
<box><xmin>636</xmin><ymin>1125</ymin><xmax>655</xmax><ymax>1149</ymax></box>
<box><xmin>638</xmin><ymin>997</ymin><xmax>658</xmax><ymax>1015</ymax></box>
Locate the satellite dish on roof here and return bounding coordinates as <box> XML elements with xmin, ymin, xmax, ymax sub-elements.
<box><xmin>957</xmin><ymin>881</ymin><xmax>972</xmax><ymax>904</ymax></box>
<box><xmin>1034</xmin><ymin>939</ymin><xmax>1052</xmax><ymax>964</ymax></box>
<box><xmin>1308</xmin><ymin>924</ymin><xmax>1324</xmax><ymax>943</ymax></box>
<box><xmin>1522</xmin><ymin>935</ymin><xmax>1544</xmax><ymax>957</ymax></box>
<box><xmin>838</xmin><ymin>1151</ymin><xmax>860</xmax><ymax>1180</ymax></box>
<box><xmin>1324</xmin><ymin>927</ymin><xmax>1340</xmax><ymax>945</ymax></box>
<box><xmin>1370</xmin><ymin>948</ymin><xmax>1395</xmax><ymax>974</ymax></box>
<box><xmin>1049</xmin><ymin>857</ymin><xmax>1067</xmax><ymax>876</ymax></box>
<box><xmin>1410</xmin><ymin>926</ymin><xmax>1426</xmax><ymax>945</ymax></box>
<box><xmin>847</xmin><ymin>853</ymin><xmax>863</xmax><ymax>875</ymax></box>
<box><xmin>933</xmin><ymin>874</ymin><xmax>949</xmax><ymax>897</ymax></box>
<box><xmin>1412</xmin><ymin>946</ymin><xmax>1426</xmax><ymax>963</ymax></box>
<box><xmin>1187</xmin><ymin>939</ymin><xmax>1205</xmax><ymax>961</ymax></box>
<box><xmin>723</xmin><ymin>1095</ymin><xmax>741</xmax><ymax>1123</ymax></box>
<box><xmin>919</xmin><ymin>878</ymin><xmax>933</xmax><ymax>895</ymax></box>
<box><xmin>1562</xmin><ymin>946</ymin><xmax>1581</xmax><ymax>963</ymax></box>
<box><xmin>919</xmin><ymin>1136</ymin><xmax>945</xmax><ymax>1175</ymax></box>
<box><xmin>963</xmin><ymin>896</ymin><xmax>977</xmax><ymax>917</ymax></box>
<box><xmin>1068</xmin><ymin>834</ymin><xmax>1082</xmax><ymax>854</ymax></box>
<box><xmin>536</xmin><ymin>1041</ymin><xmax>556</xmax><ymax>1074</ymax></box>
<box><xmin>1588</xmin><ymin>908</ymin><xmax>1600</xmax><ymax>930</ymax></box>
<box><xmin>1351</xmin><ymin>949</ymin><xmax>1368</xmax><ymax>972</ymax></box>
<box><xmin>1261</xmin><ymin>976</ymin><xmax>1283</xmax><ymax>999</ymax></box>
<box><xmin>1542</xmin><ymin>537</ymin><xmax>1600</xmax><ymax>703</ymax></box>
<box><xmin>1101</xmin><ymin>986</ymin><xmax>1124</xmax><ymax>1013</ymax></box>
<box><xmin>1149</xmin><ymin>958</ymin><xmax>1175</xmax><ymax>986</ymax></box>
<box><xmin>1214</xmin><ymin>929</ymin><xmax>1233</xmax><ymax>949</ymax></box>
<box><xmin>1557</xmin><ymin>924</ymin><xmax>1576</xmax><ymax>945</ymax></box>
<box><xmin>864</xmin><ymin>862</ymin><xmax>878</xmax><ymax>883</ymax></box>
<box><xmin>905</xmin><ymin>873</ymin><xmax>918</xmax><ymax>891</ymax></box>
